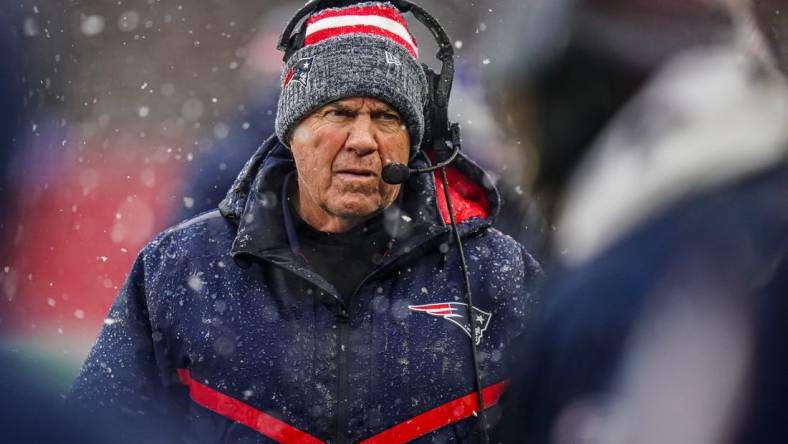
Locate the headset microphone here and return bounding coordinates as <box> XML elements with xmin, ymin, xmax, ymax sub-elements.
<box><xmin>382</xmin><ymin>123</ymin><xmax>462</xmax><ymax>185</ymax></box>
<box><xmin>381</xmin><ymin>163</ymin><xmax>411</xmax><ymax>185</ymax></box>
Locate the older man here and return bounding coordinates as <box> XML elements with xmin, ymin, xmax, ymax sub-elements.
<box><xmin>70</xmin><ymin>1</ymin><xmax>541</xmax><ymax>443</ymax></box>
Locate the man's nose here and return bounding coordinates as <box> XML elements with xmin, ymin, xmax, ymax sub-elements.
<box><xmin>345</xmin><ymin>115</ymin><xmax>378</xmax><ymax>155</ymax></box>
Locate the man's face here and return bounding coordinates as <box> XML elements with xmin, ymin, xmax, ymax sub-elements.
<box><xmin>289</xmin><ymin>97</ymin><xmax>410</xmax><ymax>232</ymax></box>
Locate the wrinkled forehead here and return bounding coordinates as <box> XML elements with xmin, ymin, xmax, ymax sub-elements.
<box><xmin>318</xmin><ymin>96</ymin><xmax>401</xmax><ymax>114</ymax></box>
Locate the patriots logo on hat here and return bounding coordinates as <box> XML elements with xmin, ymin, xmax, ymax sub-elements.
<box><xmin>385</xmin><ymin>51</ymin><xmax>401</xmax><ymax>66</ymax></box>
<box><xmin>409</xmin><ymin>302</ymin><xmax>492</xmax><ymax>345</ymax></box>
<box><xmin>283</xmin><ymin>56</ymin><xmax>314</xmax><ymax>89</ymax></box>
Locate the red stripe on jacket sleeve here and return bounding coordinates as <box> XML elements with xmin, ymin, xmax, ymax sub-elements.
<box><xmin>359</xmin><ymin>380</ymin><xmax>510</xmax><ymax>444</ymax></box>
<box><xmin>176</xmin><ymin>369</ymin><xmax>325</xmax><ymax>444</ymax></box>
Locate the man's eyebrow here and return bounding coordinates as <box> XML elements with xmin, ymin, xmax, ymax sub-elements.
<box><xmin>324</xmin><ymin>102</ymin><xmax>357</xmax><ymax>113</ymax></box>
<box><xmin>323</xmin><ymin>101</ymin><xmax>398</xmax><ymax>116</ymax></box>
<box><xmin>370</xmin><ymin>105</ymin><xmax>400</xmax><ymax>116</ymax></box>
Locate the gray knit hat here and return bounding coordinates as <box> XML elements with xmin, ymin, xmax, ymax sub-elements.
<box><xmin>275</xmin><ymin>1</ymin><xmax>429</xmax><ymax>151</ymax></box>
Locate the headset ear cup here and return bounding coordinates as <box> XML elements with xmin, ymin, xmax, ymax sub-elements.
<box><xmin>421</xmin><ymin>63</ymin><xmax>438</xmax><ymax>151</ymax></box>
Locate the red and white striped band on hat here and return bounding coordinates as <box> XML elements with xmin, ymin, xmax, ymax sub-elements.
<box><xmin>304</xmin><ymin>2</ymin><xmax>419</xmax><ymax>58</ymax></box>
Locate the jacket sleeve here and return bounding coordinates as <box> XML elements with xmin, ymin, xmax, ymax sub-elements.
<box><xmin>69</xmin><ymin>247</ymin><xmax>183</xmax><ymax>439</ymax></box>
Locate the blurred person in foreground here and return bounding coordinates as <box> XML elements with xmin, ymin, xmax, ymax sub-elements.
<box><xmin>0</xmin><ymin>10</ymin><xmax>157</xmax><ymax>444</ymax></box>
<box><xmin>69</xmin><ymin>1</ymin><xmax>542</xmax><ymax>442</ymax></box>
<box><xmin>493</xmin><ymin>0</ymin><xmax>788</xmax><ymax>442</ymax></box>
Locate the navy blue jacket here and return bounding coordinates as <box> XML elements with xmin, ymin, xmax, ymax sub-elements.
<box><xmin>70</xmin><ymin>137</ymin><xmax>542</xmax><ymax>443</ymax></box>
<box><xmin>500</xmin><ymin>163</ymin><xmax>788</xmax><ymax>443</ymax></box>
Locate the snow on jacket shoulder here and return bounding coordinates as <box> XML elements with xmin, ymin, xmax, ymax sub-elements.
<box><xmin>70</xmin><ymin>137</ymin><xmax>542</xmax><ymax>443</ymax></box>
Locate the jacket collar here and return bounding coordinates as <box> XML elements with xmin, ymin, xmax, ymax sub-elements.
<box><xmin>219</xmin><ymin>135</ymin><xmax>501</xmax><ymax>272</ymax></box>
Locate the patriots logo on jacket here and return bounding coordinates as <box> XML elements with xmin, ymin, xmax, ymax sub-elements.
<box><xmin>408</xmin><ymin>303</ymin><xmax>492</xmax><ymax>345</ymax></box>
<box><xmin>283</xmin><ymin>57</ymin><xmax>314</xmax><ymax>89</ymax></box>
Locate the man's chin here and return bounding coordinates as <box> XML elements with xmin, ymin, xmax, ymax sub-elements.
<box><xmin>326</xmin><ymin>197</ymin><xmax>384</xmax><ymax>220</ymax></box>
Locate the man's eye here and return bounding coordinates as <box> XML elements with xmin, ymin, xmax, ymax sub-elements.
<box><xmin>377</xmin><ymin>113</ymin><xmax>400</xmax><ymax>122</ymax></box>
<box><xmin>324</xmin><ymin>109</ymin><xmax>352</xmax><ymax>121</ymax></box>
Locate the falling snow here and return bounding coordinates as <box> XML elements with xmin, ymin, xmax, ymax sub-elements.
<box><xmin>7</xmin><ymin>2</ymin><xmax>547</xmax><ymax>440</ymax></box>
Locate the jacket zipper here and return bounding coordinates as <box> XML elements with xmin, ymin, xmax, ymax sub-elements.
<box><xmin>332</xmin><ymin>238</ymin><xmax>409</xmax><ymax>443</ymax></box>
<box><xmin>336</xmin><ymin>307</ymin><xmax>350</xmax><ymax>444</ymax></box>
<box><xmin>297</xmin><ymin>231</ymin><xmax>481</xmax><ymax>443</ymax></box>
<box><xmin>332</xmin><ymin>238</ymin><xmax>396</xmax><ymax>444</ymax></box>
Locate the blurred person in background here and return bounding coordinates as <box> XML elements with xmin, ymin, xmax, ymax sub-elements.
<box><xmin>70</xmin><ymin>1</ymin><xmax>542</xmax><ymax>442</ymax></box>
<box><xmin>172</xmin><ymin>5</ymin><xmax>294</xmax><ymax>222</ymax></box>
<box><xmin>491</xmin><ymin>0</ymin><xmax>788</xmax><ymax>442</ymax></box>
<box><xmin>489</xmin><ymin>0</ymin><xmax>732</xmax><ymax>253</ymax></box>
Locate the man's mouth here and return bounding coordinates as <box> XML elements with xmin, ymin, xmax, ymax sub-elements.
<box><xmin>335</xmin><ymin>168</ymin><xmax>377</xmax><ymax>178</ymax></box>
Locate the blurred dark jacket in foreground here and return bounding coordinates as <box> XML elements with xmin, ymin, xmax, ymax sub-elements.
<box><xmin>489</xmin><ymin>1</ymin><xmax>788</xmax><ymax>441</ymax></box>
<box><xmin>499</xmin><ymin>35</ymin><xmax>788</xmax><ymax>444</ymax></box>
<box><xmin>507</xmin><ymin>158</ymin><xmax>788</xmax><ymax>442</ymax></box>
<box><xmin>0</xmin><ymin>347</ymin><xmax>179</xmax><ymax>443</ymax></box>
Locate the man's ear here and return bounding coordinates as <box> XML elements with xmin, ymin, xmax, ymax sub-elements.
<box><xmin>282</xmin><ymin>131</ymin><xmax>293</xmax><ymax>150</ymax></box>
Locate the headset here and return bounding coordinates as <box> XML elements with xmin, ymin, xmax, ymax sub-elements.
<box><xmin>278</xmin><ymin>1</ymin><xmax>490</xmax><ymax>442</ymax></box>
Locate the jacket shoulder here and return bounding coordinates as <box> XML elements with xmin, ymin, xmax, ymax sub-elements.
<box><xmin>466</xmin><ymin>227</ymin><xmax>544</xmax><ymax>292</ymax></box>
<box><xmin>167</xmin><ymin>209</ymin><xmax>227</xmax><ymax>233</ymax></box>
<box><xmin>138</xmin><ymin>209</ymin><xmax>235</xmax><ymax>263</ymax></box>
<box><xmin>481</xmin><ymin>227</ymin><xmax>540</xmax><ymax>267</ymax></box>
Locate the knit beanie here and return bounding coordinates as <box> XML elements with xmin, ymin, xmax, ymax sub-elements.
<box><xmin>275</xmin><ymin>1</ymin><xmax>429</xmax><ymax>152</ymax></box>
